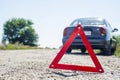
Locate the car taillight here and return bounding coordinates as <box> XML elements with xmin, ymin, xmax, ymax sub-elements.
<box><xmin>100</xmin><ymin>27</ymin><xmax>106</xmax><ymax>36</ymax></box>
<box><xmin>63</xmin><ymin>28</ymin><xmax>67</xmax><ymax>36</ymax></box>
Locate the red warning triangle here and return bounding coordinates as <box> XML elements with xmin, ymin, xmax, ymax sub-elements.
<box><xmin>49</xmin><ymin>24</ymin><xmax>104</xmax><ymax>73</ymax></box>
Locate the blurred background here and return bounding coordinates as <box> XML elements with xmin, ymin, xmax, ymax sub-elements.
<box><xmin>0</xmin><ymin>0</ymin><xmax>120</xmax><ymax>48</ymax></box>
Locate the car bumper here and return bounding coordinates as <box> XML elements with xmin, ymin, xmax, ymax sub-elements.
<box><xmin>62</xmin><ymin>39</ymin><xmax>110</xmax><ymax>49</ymax></box>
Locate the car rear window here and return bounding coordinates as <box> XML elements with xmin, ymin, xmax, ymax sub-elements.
<box><xmin>71</xmin><ymin>19</ymin><xmax>104</xmax><ymax>26</ymax></box>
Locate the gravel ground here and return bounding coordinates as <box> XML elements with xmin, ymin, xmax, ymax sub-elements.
<box><xmin>0</xmin><ymin>49</ymin><xmax>120</xmax><ymax>80</ymax></box>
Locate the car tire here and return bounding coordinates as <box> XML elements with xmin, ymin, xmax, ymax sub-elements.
<box><xmin>101</xmin><ymin>49</ymin><xmax>110</xmax><ymax>55</ymax></box>
<box><xmin>104</xmin><ymin>50</ymin><xmax>112</xmax><ymax>55</ymax></box>
<box><xmin>66</xmin><ymin>48</ymin><xmax>72</xmax><ymax>53</ymax></box>
<box><xmin>111</xmin><ymin>47</ymin><xmax>116</xmax><ymax>55</ymax></box>
<box><xmin>101</xmin><ymin>42</ymin><xmax>113</xmax><ymax>55</ymax></box>
<box><xmin>81</xmin><ymin>48</ymin><xmax>86</xmax><ymax>53</ymax></box>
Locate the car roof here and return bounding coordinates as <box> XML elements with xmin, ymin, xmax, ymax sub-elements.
<box><xmin>75</xmin><ymin>17</ymin><xmax>105</xmax><ymax>21</ymax></box>
<box><xmin>70</xmin><ymin>17</ymin><xmax>107</xmax><ymax>26</ymax></box>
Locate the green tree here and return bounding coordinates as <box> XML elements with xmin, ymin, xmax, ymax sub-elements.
<box><xmin>3</xmin><ymin>18</ymin><xmax>38</xmax><ymax>46</ymax></box>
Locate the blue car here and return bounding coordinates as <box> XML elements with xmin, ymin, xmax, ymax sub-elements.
<box><xmin>62</xmin><ymin>18</ymin><xmax>118</xmax><ymax>55</ymax></box>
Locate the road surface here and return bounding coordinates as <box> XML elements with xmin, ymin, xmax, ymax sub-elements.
<box><xmin>0</xmin><ymin>49</ymin><xmax>120</xmax><ymax>80</ymax></box>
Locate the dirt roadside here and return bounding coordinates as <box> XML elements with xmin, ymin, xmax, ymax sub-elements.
<box><xmin>0</xmin><ymin>49</ymin><xmax>120</xmax><ymax>80</ymax></box>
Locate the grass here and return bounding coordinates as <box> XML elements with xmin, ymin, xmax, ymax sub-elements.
<box><xmin>115</xmin><ymin>44</ymin><xmax>120</xmax><ymax>58</ymax></box>
<box><xmin>114</xmin><ymin>36</ymin><xmax>120</xmax><ymax>58</ymax></box>
<box><xmin>0</xmin><ymin>43</ymin><xmax>40</xmax><ymax>50</ymax></box>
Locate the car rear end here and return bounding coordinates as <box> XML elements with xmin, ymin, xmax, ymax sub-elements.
<box><xmin>62</xmin><ymin>18</ymin><xmax>111</xmax><ymax>54</ymax></box>
<box><xmin>63</xmin><ymin>25</ymin><xmax>108</xmax><ymax>48</ymax></box>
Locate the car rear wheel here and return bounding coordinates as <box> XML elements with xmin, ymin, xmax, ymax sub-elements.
<box><xmin>81</xmin><ymin>48</ymin><xmax>86</xmax><ymax>53</ymax></box>
<box><xmin>104</xmin><ymin>50</ymin><xmax>112</xmax><ymax>55</ymax></box>
<box><xmin>101</xmin><ymin>46</ymin><xmax>113</xmax><ymax>55</ymax></box>
<box><xmin>66</xmin><ymin>48</ymin><xmax>72</xmax><ymax>53</ymax></box>
<box><xmin>101</xmin><ymin>42</ymin><xmax>113</xmax><ymax>55</ymax></box>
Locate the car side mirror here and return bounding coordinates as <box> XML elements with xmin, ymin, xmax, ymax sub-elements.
<box><xmin>112</xmin><ymin>28</ymin><xmax>118</xmax><ymax>32</ymax></box>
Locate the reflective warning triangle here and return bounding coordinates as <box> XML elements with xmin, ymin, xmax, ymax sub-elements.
<box><xmin>49</xmin><ymin>24</ymin><xmax>104</xmax><ymax>73</ymax></box>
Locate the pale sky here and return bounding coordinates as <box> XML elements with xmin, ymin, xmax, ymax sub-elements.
<box><xmin>0</xmin><ymin>0</ymin><xmax>120</xmax><ymax>48</ymax></box>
